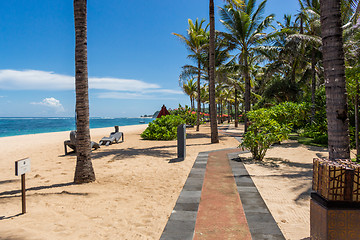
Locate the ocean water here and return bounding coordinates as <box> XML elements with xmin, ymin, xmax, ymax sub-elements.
<box><xmin>0</xmin><ymin>117</ymin><xmax>154</xmax><ymax>138</ymax></box>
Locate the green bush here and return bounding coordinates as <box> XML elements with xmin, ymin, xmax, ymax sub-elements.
<box><xmin>170</xmin><ymin>104</ymin><xmax>201</xmax><ymax>126</ymax></box>
<box><xmin>301</xmin><ymin>86</ymin><xmax>328</xmax><ymax>142</ymax></box>
<box><xmin>141</xmin><ymin>115</ymin><xmax>185</xmax><ymax>140</ymax></box>
<box><xmin>269</xmin><ymin>102</ymin><xmax>309</xmax><ymax>129</ymax></box>
<box><xmin>240</xmin><ymin>108</ymin><xmax>290</xmax><ymax>161</ymax></box>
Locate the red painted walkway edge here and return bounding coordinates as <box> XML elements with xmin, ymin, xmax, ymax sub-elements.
<box><xmin>193</xmin><ymin>149</ymin><xmax>252</xmax><ymax>240</ymax></box>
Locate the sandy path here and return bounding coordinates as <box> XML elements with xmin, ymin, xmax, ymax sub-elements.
<box><xmin>0</xmin><ymin>124</ymin><xmax>238</xmax><ymax>240</ymax></box>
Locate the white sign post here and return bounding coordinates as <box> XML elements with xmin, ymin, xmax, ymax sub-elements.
<box><xmin>15</xmin><ymin>158</ymin><xmax>31</xmax><ymax>214</ymax></box>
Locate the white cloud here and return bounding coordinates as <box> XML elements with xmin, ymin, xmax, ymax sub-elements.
<box><xmin>90</xmin><ymin>77</ymin><xmax>160</xmax><ymax>91</ymax></box>
<box><xmin>0</xmin><ymin>69</ymin><xmax>175</xmax><ymax>92</ymax></box>
<box><xmin>142</xmin><ymin>89</ymin><xmax>184</xmax><ymax>94</ymax></box>
<box><xmin>31</xmin><ymin>97</ymin><xmax>65</xmax><ymax>112</ymax></box>
<box><xmin>97</xmin><ymin>92</ymin><xmax>178</xmax><ymax>100</ymax></box>
<box><xmin>0</xmin><ymin>70</ymin><xmax>74</xmax><ymax>90</ymax></box>
<box><xmin>0</xmin><ymin>69</ymin><xmax>184</xmax><ymax>100</ymax></box>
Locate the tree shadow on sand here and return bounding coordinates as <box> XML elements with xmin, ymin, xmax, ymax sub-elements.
<box><xmin>0</xmin><ymin>182</ymin><xmax>77</xmax><ymax>199</ymax></box>
<box><xmin>0</xmin><ymin>234</ymin><xmax>26</xmax><ymax>240</ymax></box>
<box><xmin>236</xmin><ymin>156</ymin><xmax>313</xmax><ymax>170</ymax></box>
<box><xmin>91</xmin><ymin>146</ymin><xmax>175</xmax><ymax>162</ymax></box>
<box><xmin>271</xmin><ymin>141</ymin><xmax>328</xmax><ymax>154</ymax></box>
<box><xmin>186</xmin><ymin>132</ymin><xmax>227</xmax><ymax>140</ymax></box>
<box><xmin>233</xmin><ymin>156</ymin><xmax>313</xmax><ymax>203</ymax></box>
<box><xmin>0</xmin><ymin>180</ymin><xmax>19</xmax><ymax>185</ymax></box>
<box><xmin>91</xmin><ymin>141</ymin><xmax>214</xmax><ymax>162</ymax></box>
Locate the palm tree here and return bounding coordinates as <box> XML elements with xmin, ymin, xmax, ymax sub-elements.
<box><xmin>295</xmin><ymin>0</ymin><xmax>322</xmax><ymax>120</ymax></box>
<box><xmin>344</xmin><ymin>2</ymin><xmax>360</xmax><ymax>160</ymax></box>
<box><xmin>209</xmin><ymin>0</ymin><xmax>219</xmax><ymax>143</ymax></box>
<box><xmin>320</xmin><ymin>0</ymin><xmax>350</xmax><ymax>160</ymax></box>
<box><xmin>207</xmin><ymin>0</ymin><xmax>244</xmax><ymax>143</ymax></box>
<box><xmin>180</xmin><ymin>78</ymin><xmax>197</xmax><ymax>109</ymax></box>
<box><xmin>200</xmin><ymin>84</ymin><xmax>209</xmax><ymax>113</ymax></box>
<box><xmin>219</xmin><ymin>0</ymin><xmax>274</xmax><ymax>132</ymax></box>
<box><xmin>221</xmin><ymin>61</ymin><xmax>245</xmax><ymax>127</ymax></box>
<box><xmin>73</xmin><ymin>0</ymin><xmax>95</xmax><ymax>183</ymax></box>
<box><xmin>173</xmin><ymin>19</ymin><xmax>208</xmax><ymax>132</ymax></box>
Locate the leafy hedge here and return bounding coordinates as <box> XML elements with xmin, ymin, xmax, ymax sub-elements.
<box><xmin>141</xmin><ymin>115</ymin><xmax>185</xmax><ymax>140</ymax></box>
<box><xmin>241</xmin><ymin>108</ymin><xmax>290</xmax><ymax>161</ymax></box>
<box><xmin>241</xmin><ymin>102</ymin><xmax>309</xmax><ymax>161</ymax></box>
<box><xmin>170</xmin><ymin>105</ymin><xmax>199</xmax><ymax>126</ymax></box>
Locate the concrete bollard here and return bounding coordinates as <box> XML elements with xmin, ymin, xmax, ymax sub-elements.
<box><xmin>177</xmin><ymin>124</ymin><xmax>186</xmax><ymax>159</ymax></box>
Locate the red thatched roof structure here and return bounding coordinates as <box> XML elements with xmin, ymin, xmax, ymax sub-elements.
<box><xmin>156</xmin><ymin>105</ymin><xmax>170</xmax><ymax>118</ymax></box>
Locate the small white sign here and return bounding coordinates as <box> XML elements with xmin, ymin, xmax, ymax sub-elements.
<box><xmin>15</xmin><ymin>158</ymin><xmax>31</xmax><ymax>176</ymax></box>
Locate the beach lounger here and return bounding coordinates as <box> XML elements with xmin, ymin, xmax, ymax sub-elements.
<box><xmin>64</xmin><ymin>130</ymin><xmax>100</xmax><ymax>155</ymax></box>
<box><xmin>99</xmin><ymin>126</ymin><xmax>124</xmax><ymax>146</ymax></box>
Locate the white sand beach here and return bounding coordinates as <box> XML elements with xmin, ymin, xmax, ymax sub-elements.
<box><xmin>240</xmin><ymin>141</ymin><xmax>327</xmax><ymax>240</ymax></box>
<box><xmin>0</xmin><ymin>124</ymin><xmax>238</xmax><ymax>240</ymax></box>
<box><xmin>0</xmin><ymin>123</ymin><xmax>326</xmax><ymax>239</ymax></box>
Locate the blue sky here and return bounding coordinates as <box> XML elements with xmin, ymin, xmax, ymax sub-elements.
<box><xmin>0</xmin><ymin>0</ymin><xmax>299</xmax><ymax>117</ymax></box>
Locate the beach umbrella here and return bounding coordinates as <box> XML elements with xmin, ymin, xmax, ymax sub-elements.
<box><xmin>157</xmin><ymin>105</ymin><xmax>170</xmax><ymax>118</ymax></box>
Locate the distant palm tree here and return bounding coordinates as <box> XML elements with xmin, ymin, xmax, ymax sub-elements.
<box><xmin>219</xmin><ymin>0</ymin><xmax>274</xmax><ymax>132</ymax></box>
<box><xmin>180</xmin><ymin>78</ymin><xmax>197</xmax><ymax>109</ymax></box>
<box><xmin>73</xmin><ymin>0</ymin><xmax>96</xmax><ymax>183</ymax></box>
<box><xmin>173</xmin><ymin>19</ymin><xmax>208</xmax><ymax>132</ymax></box>
<box><xmin>200</xmin><ymin>84</ymin><xmax>209</xmax><ymax>113</ymax></box>
<box><xmin>320</xmin><ymin>0</ymin><xmax>350</xmax><ymax>160</ymax></box>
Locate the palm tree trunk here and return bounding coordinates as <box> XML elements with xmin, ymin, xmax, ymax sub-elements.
<box><xmin>235</xmin><ymin>88</ymin><xmax>238</xmax><ymax>128</ymax></box>
<box><xmin>320</xmin><ymin>0</ymin><xmax>350</xmax><ymax>160</ymax></box>
<box><xmin>209</xmin><ymin>0</ymin><xmax>219</xmax><ymax>143</ymax></box>
<box><xmin>311</xmin><ymin>49</ymin><xmax>316</xmax><ymax>122</ymax></box>
<box><xmin>73</xmin><ymin>0</ymin><xmax>95</xmax><ymax>183</ymax></box>
<box><xmin>218</xmin><ymin>103</ymin><xmax>221</xmax><ymax>124</ymax></box>
<box><xmin>196</xmin><ymin>61</ymin><xmax>201</xmax><ymax>131</ymax></box>
<box><xmin>244</xmin><ymin>57</ymin><xmax>251</xmax><ymax>133</ymax></box>
<box><xmin>220</xmin><ymin>100</ymin><xmax>223</xmax><ymax>124</ymax></box>
<box><xmin>356</xmin><ymin>81</ymin><xmax>359</xmax><ymax>161</ymax></box>
<box><xmin>228</xmin><ymin>101</ymin><xmax>231</xmax><ymax>123</ymax></box>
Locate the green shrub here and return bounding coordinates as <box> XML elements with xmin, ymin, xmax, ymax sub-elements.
<box><xmin>301</xmin><ymin>86</ymin><xmax>328</xmax><ymax>142</ymax></box>
<box><xmin>240</xmin><ymin>108</ymin><xmax>290</xmax><ymax>161</ymax></box>
<box><xmin>170</xmin><ymin>104</ymin><xmax>201</xmax><ymax>126</ymax></box>
<box><xmin>141</xmin><ymin>115</ymin><xmax>185</xmax><ymax>140</ymax></box>
<box><xmin>269</xmin><ymin>102</ymin><xmax>309</xmax><ymax>129</ymax></box>
<box><xmin>313</xmin><ymin>135</ymin><xmax>328</xmax><ymax>145</ymax></box>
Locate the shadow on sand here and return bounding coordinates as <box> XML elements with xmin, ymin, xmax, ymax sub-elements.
<box><xmin>0</xmin><ymin>180</ymin><xmax>19</xmax><ymax>185</ymax></box>
<box><xmin>0</xmin><ymin>182</ymin><xmax>77</xmax><ymax>199</ymax></box>
<box><xmin>233</xmin><ymin>155</ymin><xmax>313</xmax><ymax>203</ymax></box>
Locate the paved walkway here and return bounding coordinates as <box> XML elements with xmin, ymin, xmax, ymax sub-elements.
<box><xmin>193</xmin><ymin>149</ymin><xmax>251</xmax><ymax>239</ymax></box>
<box><xmin>160</xmin><ymin>147</ymin><xmax>285</xmax><ymax>240</ymax></box>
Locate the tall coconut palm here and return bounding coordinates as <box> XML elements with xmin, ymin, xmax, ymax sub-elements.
<box><xmin>73</xmin><ymin>0</ymin><xmax>95</xmax><ymax>183</ymax></box>
<box><xmin>219</xmin><ymin>0</ymin><xmax>274</xmax><ymax>132</ymax></box>
<box><xmin>344</xmin><ymin>2</ymin><xmax>360</xmax><ymax>160</ymax></box>
<box><xmin>320</xmin><ymin>0</ymin><xmax>350</xmax><ymax>160</ymax></box>
<box><xmin>291</xmin><ymin>1</ymin><xmax>322</xmax><ymax>120</ymax></box>
<box><xmin>209</xmin><ymin>0</ymin><xmax>219</xmax><ymax>143</ymax></box>
<box><xmin>173</xmin><ymin>19</ymin><xmax>208</xmax><ymax>132</ymax></box>
<box><xmin>207</xmin><ymin>0</ymin><xmax>243</xmax><ymax>143</ymax></box>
